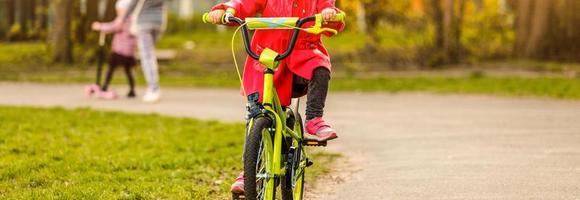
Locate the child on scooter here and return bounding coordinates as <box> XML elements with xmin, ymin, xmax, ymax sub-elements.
<box><xmin>89</xmin><ymin>0</ymin><xmax>137</xmax><ymax>99</ymax></box>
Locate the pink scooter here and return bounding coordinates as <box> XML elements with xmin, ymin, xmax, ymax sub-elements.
<box><xmin>85</xmin><ymin>84</ymin><xmax>118</xmax><ymax>100</ymax></box>
<box><xmin>85</xmin><ymin>31</ymin><xmax>118</xmax><ymax>100</ymax></box>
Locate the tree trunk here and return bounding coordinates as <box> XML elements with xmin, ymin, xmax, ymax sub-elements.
<box><xmin>73</xmin><ymin>0</ymin><xmax>86</xmax><ymax>43</ymax></box>
<box><xmin>39</xmin><ymin>0</ymin><xmax>48</xmax><ymax>32</ymax></box>
<box><xmin>429</xmin><ymin>0</ymin><xmax>465</xmax><ymax>65</ymax></box>
<box><xmin>6</xmin><ymin>0</ymin><xmax>15</xmax><ymax>28</ymax></box>
<box><xmin>30</xmin><ymin>0</ymin><xmax>37</xmax><ymax>25</ymax></box>
<box><xmin>450</xmin><ymin>0</ymin><xmax>466</xmax><ymax>63</ymax></box>
<box><xmin>51</xmin><ymin>0</ymin><xmax>73</xmax><ymax>64</ymax></box>
<box><xmin>83</xmin><ymin>0</ymin><xmax>100</xmax><ymax>43</ymax></box>
<box><xmin>86</xmin><ymin>0</ymin><xmax>99</xmax><ymax>22</ymax></box>
<box><xmin>546</xmin><ymin>0</ymin><xmax>580</xmax><ymax>61</ymax></box>
<box><xmin>514</xmin><ymin>0</ymin><xmax>532</xmax><ymax>57</ymax></box>
<box><xmin>513</xmin><ymin>0</ymin><xmax>579</xmax><ymax>61</ymax></box>
<box><xmin>18</xmin><ymin>0</ymin><xmax>31</xmax><ymax>37</ymax></box>
<box><xmin>525</xmin><ymin>0</ymin><xmax>551</xmax><ymax>57</ymax></box>
<box><xmin>431</xmin><ymin>0</ymin><xmax>444</xmax><ymax>49</ymax></box>
<box><xmin>363</xmin><ymin>0</ymin><xmax>383</xmax><ymax>52</ymax></box>
<box><xmin>5</xmin><ymin>0</ymin><xmax>15</xmax><ymax>40</ymax></box>
<box><xmin>104</xmin><ymin>0</ymin><xmax>117</xmax><ymax>21</ymax></box>
<box><xmin>442</xmin><ymin>0</ymin><xmax>454</xmax><ymax>54</ymax></box>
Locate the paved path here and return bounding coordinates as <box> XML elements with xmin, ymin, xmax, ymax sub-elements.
<box><xmin>2</xmin><ymin>82</ymin><xmax>580</xmax><ymax>199</ymax></box>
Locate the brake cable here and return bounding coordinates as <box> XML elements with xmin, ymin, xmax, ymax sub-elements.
<box><xmin>230</xmin><ymin>21</ymin><xmax>309</xmax><ymax>102</ymax></box>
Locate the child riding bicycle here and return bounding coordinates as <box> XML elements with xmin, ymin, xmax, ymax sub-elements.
<box><xmin>207</xmin><ymin>0</ymin><xmax>345</xmax><ymax>194</ymax></box>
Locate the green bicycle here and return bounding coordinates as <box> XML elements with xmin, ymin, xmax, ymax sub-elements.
<box><xmin>203</xmin><ymin>9</ymin><xmax>345</xmax><ymax>200</ymax></box>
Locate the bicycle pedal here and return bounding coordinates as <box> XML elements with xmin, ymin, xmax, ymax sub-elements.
<box><xmin>306</xmin><ymin>159</ymin><xmax>314</xmax><ymax>167</ymax></box>
<box><xmin>232</xmin><ymin>192</ymin><xmax>246</xmax><ymax>200</ymax></box>
<box><xmin>303</xmin><ymin>140</ymin><xmax>327</xmax><ymax>147</ymax></box>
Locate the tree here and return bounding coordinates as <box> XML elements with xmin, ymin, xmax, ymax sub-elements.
<box><xmin>86</xmin><ymin>0</ymin><xmax>100</xmax><ymax>23</ymax></box>
<box><xmin>428</xmin><ymin>0</ymin><xmax>467</xmax><ymax>65</ymax></box>
<box><xmin>38</xmin><ymin>0</ymin><xmax>49</xmax><ymax>32</ymax></box>
<box><xmin>514</xmin><ymin>0</ymin><xmax>580</xmax><ymax>61</ymax></box>
<box><xmin>80</xmin><ymin>0</ymin><xmax>101</xmax><ymax>44</ymax></box>
<box><xmin>359</xmin><ymin>0</ymin><xmax>410</xmax><ymax>51</ymax></box>
<box><xmin>104</xmin><ymin>0</ymin><xmax>117</xmax><ymax>21</ymax></box>
<box><xmin>362</xmin><ymin>0</ymin><xmax>385</xmax><ymax>51</ymax></box>
<box><xmin>514</xmin><ymin>0</ymin><xmax>549</xmax><ymax>58</ymax></box>
<box><xmin>51</xmin><ymin>0</ymin><xmax>73</xmax><ymax>63</ymax></box>
<box><xmin>4</xmin><ymin>0</ymin><xmax>15</xmax><ymax>40</ymax></box>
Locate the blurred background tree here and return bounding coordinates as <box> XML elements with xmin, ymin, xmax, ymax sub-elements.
<box><xmin>51</xmin><ymin>0</ymin><xmax>73</xmax><ymax>63</ymax></box>
<box><xmin>514</xmin><ymin>0</ymin><xmax>580</xmax><ymax>62</ymax></box>
<box><xmin>0</xmin><ymin>0</ymin><xmax>578</xmax><ymax>67</ymax></box>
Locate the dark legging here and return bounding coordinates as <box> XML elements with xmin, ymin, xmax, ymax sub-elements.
<box><xmin>101</xmin><ymin>53</ymin><xmax>136</xmax><ymax>95</ymax></box>
<box><xmin>293</xmin><ymin>67</ymin><xmax>331</xmax><ymax>120</ymax></box>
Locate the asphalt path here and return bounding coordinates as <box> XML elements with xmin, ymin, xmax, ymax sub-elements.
<box><xmin>2</xmin><ymin>82</ymin><xmax>580</xmax><ymax>199</ymax></box>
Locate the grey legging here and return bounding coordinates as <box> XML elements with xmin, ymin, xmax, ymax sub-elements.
<box><xmin>137</xmin><ymin>25</ymin><xmax>161</xmax><ymax>92</ymax></box>
<box><xmin>293</xmin><ymin>67</ymin><xmax>331</xmax><ymax>120</ymax></box>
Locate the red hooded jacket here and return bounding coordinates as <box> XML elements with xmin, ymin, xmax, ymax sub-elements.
<box><xmin>212</xmin><ymin>0</ymin><xmax>345</xmax><ymax>106</ymax></box>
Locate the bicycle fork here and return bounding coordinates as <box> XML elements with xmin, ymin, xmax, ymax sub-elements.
<box><xmin>259</xmin><ymin>48</ymin><xmax>284</xmax><ymax>200</ymax></box>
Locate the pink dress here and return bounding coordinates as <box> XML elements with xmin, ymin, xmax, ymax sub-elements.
<box><xmin>97</xmin><ymin>19</ymin><xmax>136</xmax><ymax>58</ymax></box>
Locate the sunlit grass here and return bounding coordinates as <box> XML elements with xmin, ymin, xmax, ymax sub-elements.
<box><xmin>332</xmin><ymin>74</ymin><xmax>580</xmax><ymax>99</ymax></box>
<box><xmin>0</xmin><ymin>106</ymin><xmax>245</xmax><ymax>199</ymax></box>
<box><xmin>0</xmin><ymin>106</ymin><xmax>336</xmax><ymax>199</ymax></box>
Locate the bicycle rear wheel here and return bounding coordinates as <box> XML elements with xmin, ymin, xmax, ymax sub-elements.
<box><xmin>244</xmin><ymin>117</ymin><xmax>273</xmax><ymax>200</ymax></box>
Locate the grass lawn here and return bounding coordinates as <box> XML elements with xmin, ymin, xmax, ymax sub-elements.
<box><xmin>1</xmin><ymin>36</ymin><xmax>580</xmax><ymax>101</ymax></box>
<box><xmin>0</xmin><ymin>106</ymin><xmax>335</xmax><ymax>199</ymax></box>
<box><xmin>331</xmin><ymin>75</ymin><xmax>580</xmax><ymax>99</ymax></box>
<box><xmin>2</xmin><ymin>69</ymin><xmax>580</xmax><ymax>100</ymax></box>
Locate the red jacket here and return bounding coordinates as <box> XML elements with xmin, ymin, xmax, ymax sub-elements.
<box><xmin>212</xmin><ymin>0</ymin><xmax>345</xmax><ymax>106</ymax></box>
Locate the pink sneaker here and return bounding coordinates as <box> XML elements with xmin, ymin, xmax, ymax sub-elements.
<box><xmin>305</xmin><ymin>117</ymin><xmax>338</xmax><ymax>142</ymax></box>
<box><xmin>84</xmin><ymin>84</ymin><xmax>101</xmax><ymax>97</ymax></box>
<box><xmin>96</xmin><ymin>90</ymin><xmax>118</xmax><ymax>100</ymax></box>
<box><xmin>231</xmin><ymin>172</ymin><xmax>244</xmax><ymax>194</ymax></box>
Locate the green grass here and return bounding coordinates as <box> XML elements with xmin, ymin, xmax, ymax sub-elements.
<box><xmin>2</xmin><ymin>68</ymin><xmax>579</xmax><ymax>100</ymax></box>
<box><xmin>0</xmin><ymin>42</ymin><xmax>50</xmax><ymax>68</ymax></box>
<box><xmin>0</xmin><ymin>106</ymin><xmax>334</xmax><ymax>199</ymax></box>
<box><xmin>332</xmin><ymin>75</ymin><xmax>580</xmax><ymax>99</ymax></box>
<box><xmin>2</xmin><ymin>34</ymin><xmax>580</xmax><ymax>101</ymax></box>
<box><xmin>0</xmin><ymin>106</ymin><xmax>245</xmax><ymax>199</ymax></box>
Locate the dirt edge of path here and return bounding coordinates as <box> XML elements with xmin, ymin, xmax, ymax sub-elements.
<box><xmin>304</xmin><ymin>151</ymin><xmax>364</xmax><ymax>200</ymax></box>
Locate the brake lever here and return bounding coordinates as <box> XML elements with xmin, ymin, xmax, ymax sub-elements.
<box><xmin>303</xmin><ymin>14</ymin><xmax>339</xmax><ymax>35</ymax></box>
<box><xmin>304</xmin><ymin>27</ymin><xmax>338</xmax><ymax>35</ymax></box>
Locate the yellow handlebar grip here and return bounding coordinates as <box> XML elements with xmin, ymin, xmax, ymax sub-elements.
<box><xmin>202</xmin><ymin>13</ymin><xmax>210</xmax><ymax>23</ymax></box>
<box><xmin>203</xmin><ymin>9</ymin><xmax>236</xmax><ymax>24</ymax></box>
<box><xmin>330</xmin><ymin>12</ymin><xmax>346</xmax><ymax>22</ymax></box>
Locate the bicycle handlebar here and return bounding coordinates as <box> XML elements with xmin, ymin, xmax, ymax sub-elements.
<box><xmin>202</xmin><ymin>11</ymin><xmax>345</xmax><ymax>62</ymax></box>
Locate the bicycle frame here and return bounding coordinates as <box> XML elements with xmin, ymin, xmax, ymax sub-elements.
<box><xmin>257</xmin><ymin>50</ymin><xmax>305</xmax><ymax>200</ymax></box>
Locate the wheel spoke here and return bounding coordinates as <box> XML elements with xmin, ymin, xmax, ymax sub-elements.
<box><xmin>256</xmin><ymin>131</ymin><xmax>267</xmax><ymax>200</ymax></box>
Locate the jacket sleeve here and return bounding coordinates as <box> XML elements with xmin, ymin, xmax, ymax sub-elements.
<box><xmin>317</xmin><ymin>0</ymin><xmax>345</xmax><ymax>37</ymax></box>
<box><xmin>97</xmin><ymin>21</ymin><xmax>122</xmax><ymax>34</ymax></box>
<box><xmin>211</xmin><ymin>0</ymin><xmax>267</xmax><ymax>19</ymax></box>
<box><xmin>316</xmin><ymin>0</ymin><xmax>338</xmax><ymax>11</ymax></box>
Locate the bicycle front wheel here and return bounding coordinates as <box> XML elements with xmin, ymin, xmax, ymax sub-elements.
<box><xmin>244</xmin><ymin>117</ymin><xmax>274</xmax><ymax>200</ymax></box>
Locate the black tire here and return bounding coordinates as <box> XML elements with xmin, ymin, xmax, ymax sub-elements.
<box><xmin>281</xmin><ymin>112</ymin><xmax>306</xmax><ymax>200</ymax></box>
<box><xmin>244</xmin><ymin>117</ymin><xmax>272</xmax><ymax>200</ymax></box>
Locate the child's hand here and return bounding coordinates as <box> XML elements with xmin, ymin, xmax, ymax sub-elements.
<box><xmin>208</xmin><ymin>9</ymin><xmax>226</xmax><ymax>24</ymax></box>
<box><xmin>91</xmin><ymin>22</ymin><xmax>101</xmax><ymax>31</ymax></box>
<box><xmin>321</xmin><ymin>8</ymin><xmax>337</xmax><ymax>21</ymax></box>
